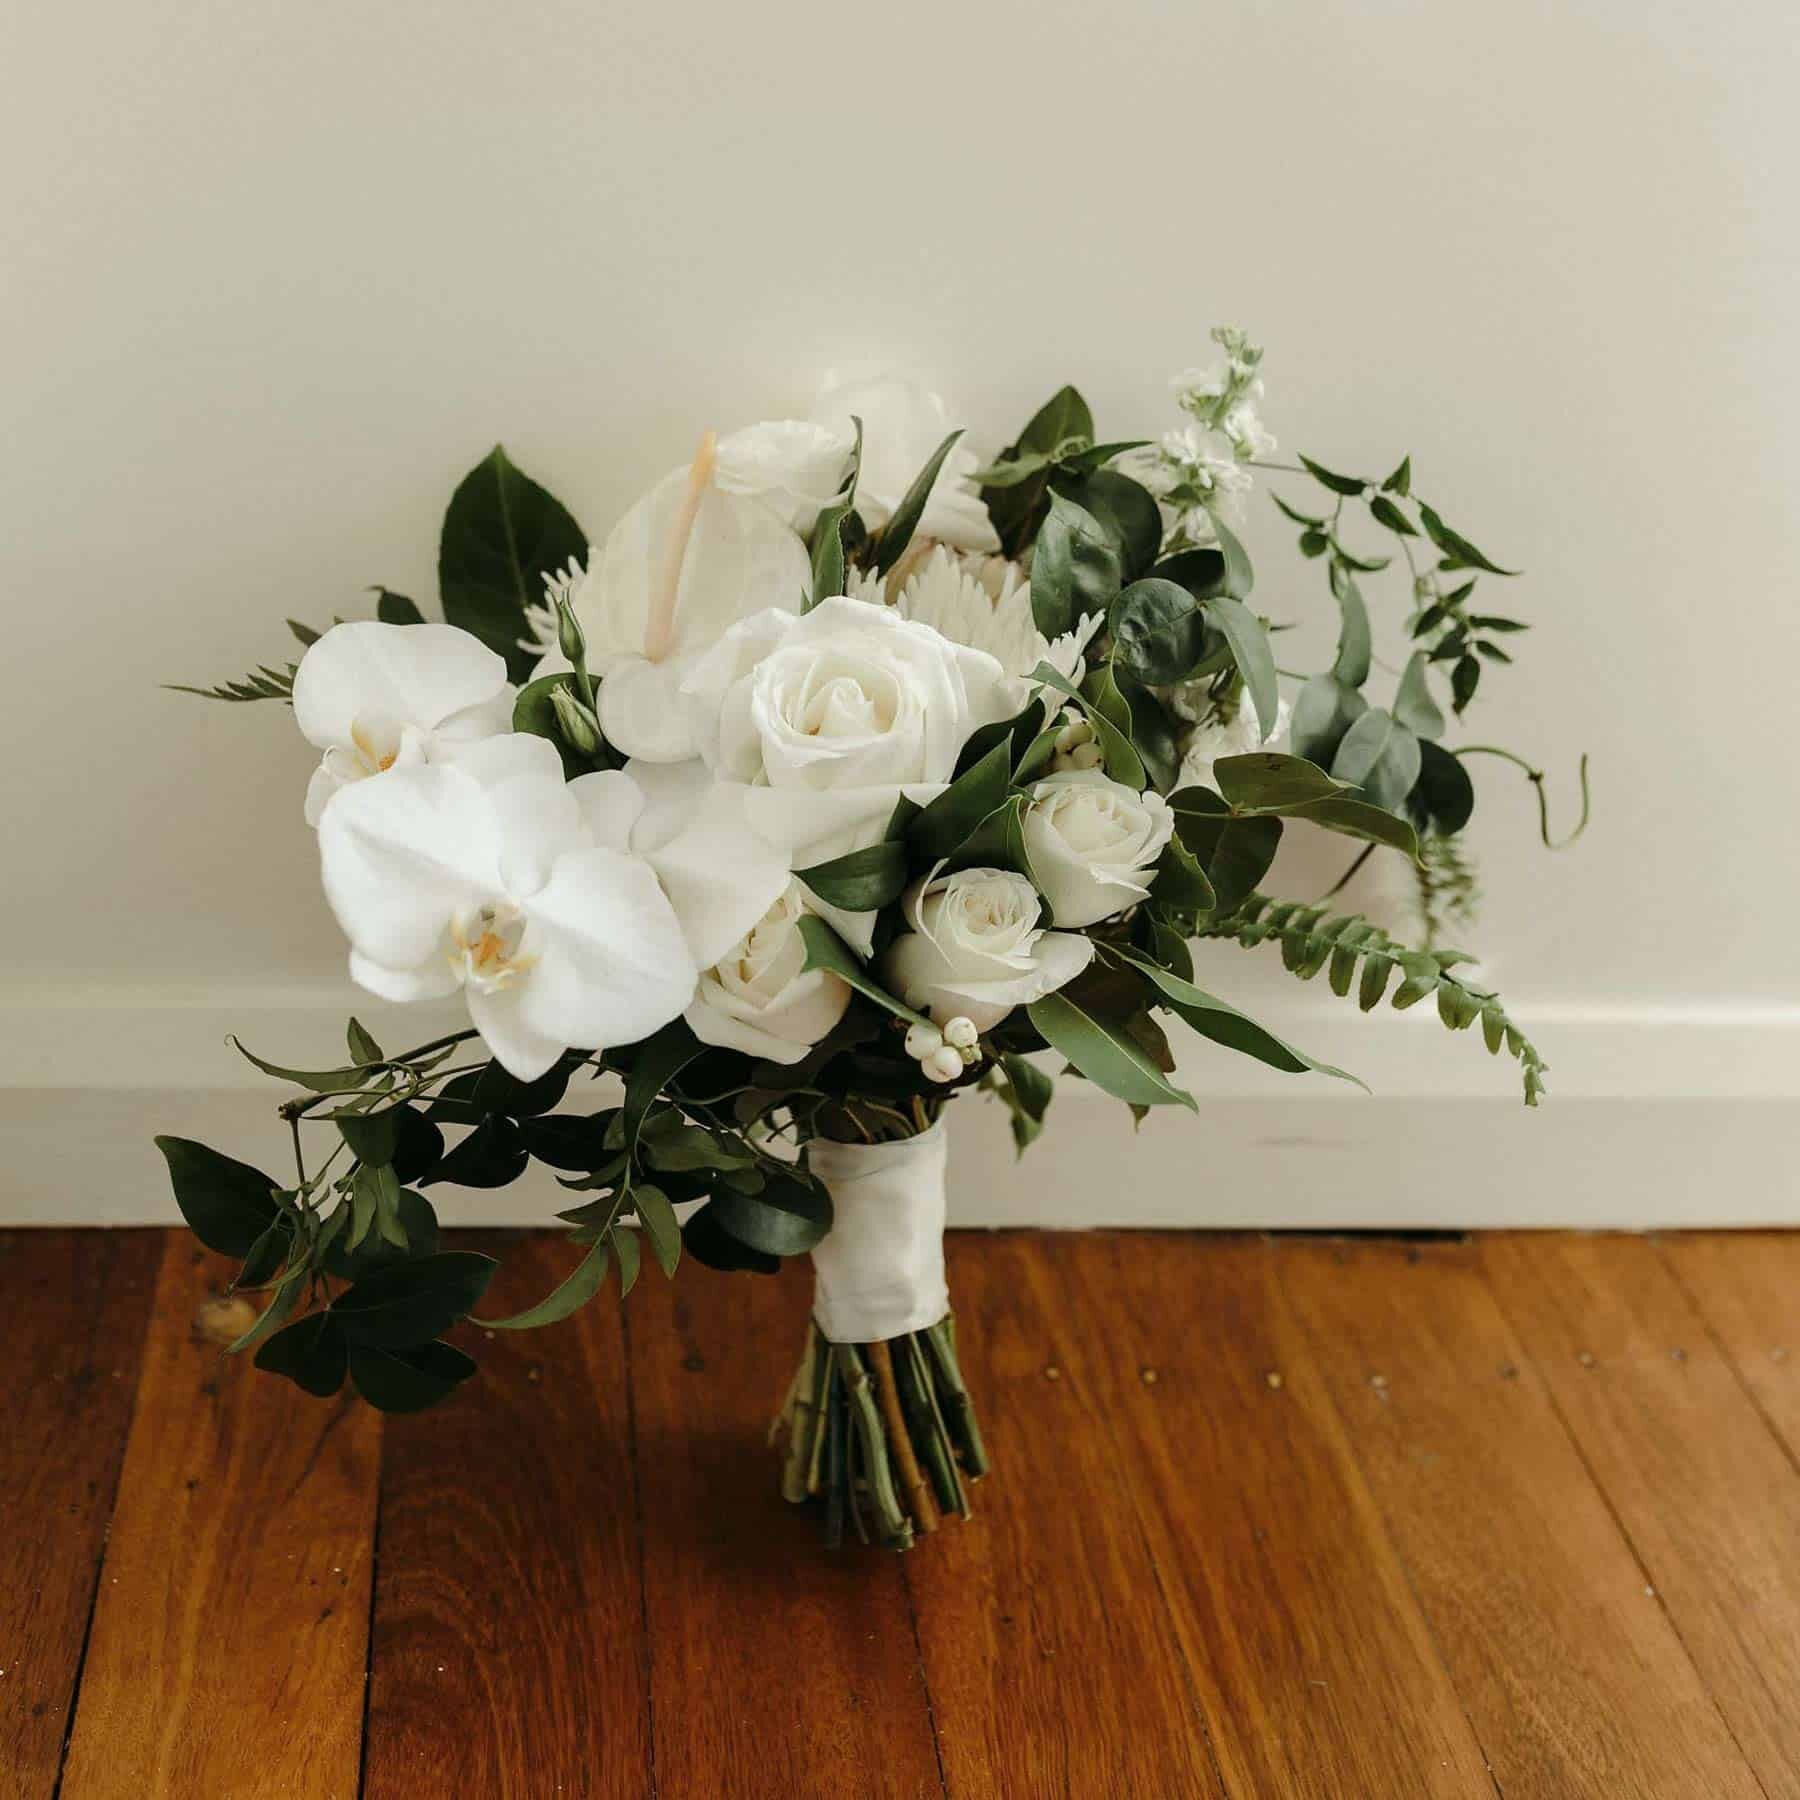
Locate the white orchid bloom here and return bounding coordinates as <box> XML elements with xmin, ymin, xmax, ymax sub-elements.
<box><xmin>812</xmin><ymin>372</ymin><xmax>1000</xmax><ymax>555</ymax></box>
<box><xmin>878</xmin><ymin>546</ymin><xmax>1101</xmax><ymax>708</ymax></box>
<box><xmin>568</xmin><ymin>758</ymin><xmax>792</xmax><ymax>971</ymax></box>
<box><xmin>536</xmin><ymin>435</ymin><xmax>812</xmax><ymax>764</ymax></box>
<box><xmin>291</xmin><ymin>621</ymin><xmax>513</xmax><ymax>825</ymax></box>
<box><xmin>317</xmin><ymin>733</ymin><xmax>697</xmax><ymax>1080</ymax></box>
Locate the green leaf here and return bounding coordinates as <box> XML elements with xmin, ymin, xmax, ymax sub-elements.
<box><xmin>347</xmin><ymin>1160</ymin><xmax>401</xmax><ymax>1250</ymax></box>
<box><xmin>980</xmin><ymin>385</ymin><xmax>1095</xmax><ymax>556</ymax></box>
<box><xmin>1114</xmin><ymin>668</ymin><xmax>1182</xmax><ymax>795</ymax></box>
<box><xmin>1213</xmin><ymin>753</ymin><xmax>1349</xmax><ymax>812</ymax></box>
<box><xmin>796</xmin><ymin>916</ymin><xmax>931</xmax><ymax>1027</ymax></box>
<box><xmin>948</xmin><ymin>794</ymin><xmax>1038</xmax><ymax>888</ymax></box>
<box><xmin>425</xmin><ymin>1115</ymin><xmax>529</xmax><ymax>1189</ymax></box>
<box><xmin>682</xmin><ymin>1203</ymin><xmax>781</xmax><ymax>1275</ymax></box>
<box><xmin>806</xmin><ymin>417</ymin><xmax>862</xmax><ymax>608</ymax></box>
<box><xmin>1030</xmin><ymin>490</ymin><xmax>1121</xmax><ymax>640</ymax></box>
<box><xmin>1169</xmin><ymin>793</ymin><xmax>1283</xmax><ymax>913</ymax></box>
<box><xmin>391</xmin><ymin>1109</ymin><xmax>445</xmax><ymax>1186</ymax></box>
<box><xmin>620</xmin><ymin>1022</ymin><xmax>706</xmax><ymax>1165</ymax></box>
<box><xmin>1151</xmin><ymin>547</ymin><xmax>1230</xmax><ymax>603</ymax></box>
<box><xmin>1050</xmin><ymin>469</ymin><xmax>1162</xmax><ymax>581</ymax></box>
<box><xmin>796</xmin><ymin>839</ymin><xmax>909</xmax><ymax>912</ymax></box>
<box><xmin>1115</xmin><ymin>949</ymin><xmax>1365</xmax><ymax>1089</ymax></box>
<box><xmin>611</xmin><ymin>1226</ymin><xmax>641</xmax><ymax>1296</ymax></box>
<box><xmin>1289</xmin><ymin>673</ymin><xmax>1369</xmax><ymax>767</ymax></box>
<box><xmin>324</xmin><ymin>1188</ymin><xmax>440</xmax><ymax>1280</ymax></box>
<box><xmin>1330</xmin><ymin>709</ymin><xmax>1423</xmax><ymax>812</ymax></box>
<box><xmin>375</xmin><ymin>589</ymin><xmax>425</xmax><ymax>625</ymax></box>
<box><xmin>1417</xmin><ymin>502</ymin><xmax>1518</xmax><ymax>577</ymax></box>
<box><xmin>337</xmin><ymin>1107</ymin><xmax>400</xmax><ymax>1167</ymax></box>
<box><xmin>1368</xmin><ymin>494</ymin><xmax>1417</xmax><ymax>536</ymax></box>
<box><xmin>1027</xmin><ymin>991</ymin><xmax>1196</xmax><ymax>1110</ymax></box>
<box><xmin>1452</xmin><ymin>653</ymin><xmax>1482</xmax><ymax>714</ymax></box>
<box><xmin>228</xmin><ymin>1039</ymin><xmax>375</xmax><ymax>1095</ymax></box>
<box><xmin>706</xmin><ymin>1169</ymin><xmax>833</xmax><ymax>1257</ymax></box>
<box><xmin>872</xmin><ymin>429</ymin><xmax>963</xmax><ymax>577</ymax></box>
<box><xmin>632</xmin><ymin>1183</ymin><xmax>682</xmax><ymax>1277</ymax></box>
<box><xmin>154</xmin><ymin>1137</ymin><xmax>281</xmax><ymax>1258</ymax></box>
<box><xmin>1200</xmin><ymin>595</ymin><xmax>1279</xmax><ymax>745</ymax></box>
<box><xmin>226</xmin><ymin>1264</ymin><xmax>307</xmax><ymax>1354</ymax></box>
<box><xmin>348</xmin><ymin>1339</ymin><xmax>477</xmax><ymax>1413</ymax></box>
<box><xmin>512</xmin><ymin>671</ymin><xmax>614</xmax><ymax>778</ymax></box>
<box><xmin>908</xmin><ymin>740</ymin><xmax>1013</xmax><ymax>863</ymax></box>
<box><xmin>1150</xmin><ymin>834</ymin><xmax>1217</xmax><ymax>912</ymax></box>
<box><xmin>1392</xmin><ymin>652</ymin><xmax>1446</xmax><ymax>741</ymax></box>
<box><xmin>346</xmin><ymin>1018</ymin><xmax>385</xmax><ymax>1065</ymax></box>
<box><xmin>332</xmin><ymin>1251</ymin><xmax>497</xmax><ymax>1348</ymax></box>
<box><xmin>1271</xmin><ymin>493</ymin><xmax>1327</xmax><ymax>530</ymax></box>
<box><xmin>255</xmin><ymin>1313</ymin><xmax>348</xmax><ymax>1398</ymax></box>
<box><xmin>439</xmin><ymin>445</ymin><xmax>587</xmax><ymax>682</ymax></box>
<box><xmin>1110</xmin><ymin>578</ymin><xmax>1209</xmax><ymax>686</ymax></box>
<box><xmin>1299</xmin><ymin>454</ymin><xmax>1369</xmax><ymax>497</ymax></box>
<box><xmin>1211</xmin><ymin>517</ymin><xmax>1255</xmax><ymax>600</ymax></box>
<box><xmin>1031</xmin><ymin>664</ymin><xmax>1144</xmax><ymax>790</ymax></box>
<box><xmin>1286</xmin><ymin>795</ymin><xmax>1420</xmax><ymax>857</ymax></box>
<box><xmin>997</xmin><ymin>1051</ymin><xmax>1053</xmax><ymax>1154</ymax></box>
<box><xmin>953</xmin><ymin>694</ymin><xmax>1047</xmax><ymax>779</ymax></box>
<box><xmin>288</xmin><ymin>618</ymin><xmax>322</xmax><ymax>647</ymax></box>
<box><xmin>1382</xmin><ymin>455</ymin><xmax>1412</xmax><ymax>496</ymax></box>
<box><xmin>1058</xmin><ymin>438</ymin><xmax>1151</xmax><ymax>471</ymax></box>
<box><xmin>1411</xmin><ymin>740</ymin><xmax>1476</xmax><ymax>835</ymax></box>
<box><xmin>480</xmin><ymin>1239</ymin><xmax>611</xmax><ymax>1330</ymax></box>
<box><xmin>1329</xmin><ymin>562</ymin><xmax>1372</xmax><ymax>688</ymax></box>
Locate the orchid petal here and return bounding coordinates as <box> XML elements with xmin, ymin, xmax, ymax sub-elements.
<box><xmin>348</xmin><ymin>950</ymin><xmax>460</xmax><ymax>1004</ymax></box>
<box><xmin>568</xmin><ymin>769</ymin><xmax>647</xmax><ymax>853</ymax></box>
<box><xmin>466</xmin><ymin>982</ymin><xmax>569</xmax><ymax>1083</ymax></box>
<box><xmin>447</xmin><ymin>734</ymin><xmax>583</xmax><ymax>899</ymax></box>
<box><xmin>292</xmin><ymin>621</ymin><xmax>510</xmax><ymax>752</ymax></box>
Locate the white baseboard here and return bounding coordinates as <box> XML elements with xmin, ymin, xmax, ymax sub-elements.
<box><xmin>4</xmin><ymin>986</ymin><xmax>1797</xmax><ymax>1229</ymax></box>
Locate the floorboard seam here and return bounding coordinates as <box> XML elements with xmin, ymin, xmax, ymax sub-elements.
<box><xmin>1051</xmin><ymin>1237</ymin><xmax>1236</xmax><ymax>1799</ymax></box>
<box><xmin>49</xmin><ymin>1231</ymin><xmax>167</xmax><ymax>1800</ymax></box>
<box><xmin>1476</xmin><ymin>1239</ymin><xmax>1776</xmax><ymax>1800</ymax></box>
<box><xmin>1266</xmin><ymin>1238</ymin><xmax>1507</xmax><ymax>1800</ymax></box>
<box><xmin>895</xmin><ymin>1558</ymin><xmax>951</xmax><ymax>1799</ymax></box>
<box><xmin>618</xmin><ymin>1298</ymin><xmax>659</xmax><ymax>1800</ymax></box>
<box><xmin>355</xmin><ymin>1431</ymin><xmax>387</xmax><ymax>1799</ymax></box>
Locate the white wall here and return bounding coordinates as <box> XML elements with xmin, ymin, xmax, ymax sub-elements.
<box><xmin>4</xmin><ymin>0</ymin><xmax>1797</xmax><ymax>1223</ymax></box>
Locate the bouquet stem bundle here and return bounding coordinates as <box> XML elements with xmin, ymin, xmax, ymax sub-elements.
<box><xmin>773</xmin><ymin>1316</ymin><xmax>987</xmax><ymax>1550</ymax></box>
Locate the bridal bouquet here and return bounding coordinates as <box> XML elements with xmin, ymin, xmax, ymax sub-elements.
<box><xmin>158</xmin><ymin>334</ymin><xmax>1581</xmax><ymax>1549</ymax></box>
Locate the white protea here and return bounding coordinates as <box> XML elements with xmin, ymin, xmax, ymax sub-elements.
<box><xmin>858</xmin><ymin>545</ymin><xmax>1100</xmax><ymax>707</ymax></box>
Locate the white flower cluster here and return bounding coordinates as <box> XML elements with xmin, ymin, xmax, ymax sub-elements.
<box><xmin>284</xmin><ymin>376</ymin><xmax>1181</xmax><ymax>1082</ymax></box>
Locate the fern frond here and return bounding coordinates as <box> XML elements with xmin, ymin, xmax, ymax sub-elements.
<box><xmin>1413</xmin><ymin>833</ymin><xmax>1482</xmax><ymax>948</ymax></box>
<box><xmin>165</xmin><ymin>662</ymin><xmax>297</xmax><ymax>704</ymax></box>
<box><xmin>1196</xmin><ymin>894</ymin><xmax>1548</xmax><ymax>1105</ymax></box>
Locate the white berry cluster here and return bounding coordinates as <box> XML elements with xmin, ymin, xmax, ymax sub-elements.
<box><xmin>904</xmin><ymin>1016</ymin><xmax>981</xmax><ymax>1083</ymax></box>
<box><xmin>1048</xmin><ymin>711</ymin><xmax>1103</xmax><ymax>774</ymax></box>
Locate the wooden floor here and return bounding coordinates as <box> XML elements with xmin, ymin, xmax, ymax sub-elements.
<box><xmin>6</xmin><ymin>1230</ymin><xmax>1800</xmax><ymax>1798</ymax></box>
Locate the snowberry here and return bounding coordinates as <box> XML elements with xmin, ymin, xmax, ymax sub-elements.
<box><xmin>942</xmin><ymin>1016</ymin><xmax>978</xmax><ymax>1050</ymax></box>
<box><xmin>904</xmin><ymin>1022</ymin><xmax>945</xmax><ymax>1061</ymax></box>
<box><xmin>922</xmin><ymin>1046</ymin><xmax>965</xmax><ymax>1083</ymax></box>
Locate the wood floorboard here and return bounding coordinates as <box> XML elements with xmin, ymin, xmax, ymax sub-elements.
<box><xmin>1057</xmin><ymin>1232</ymin><xmax>1497</xmax><ymax>1798</ymax></box>
<box><xmin>0</xmin><ymin>1230</ymin><xmax>160</xmax><ymax>1800</ymax></box>
<box><xmin>1276</xmin><ymin>1236</ymin><xmax>1765</xmax><ymax>1800</ymax></box>
<box><xmin>58</xmin><ymin>1233</ymin><xmax>380</xmax><ymax>1800</ymax></box>
<box><xmin>1483</xmin><ymin>1231</ymin><xmax>1800</xmax><ymax>1800</ymax></box>
<box><xmin>359</xmin><ymin>1232</ymin><xmax>653</xmax><ymax>1800</ymax></box>
<box><xmin>15</xmin><ymin>1227</ymin><xmax>1800</xmax><ymax>1797</ymax></box>
<box><xmin>903</xmin><ymin>1233</ymin><xmax>1225</xmax><ymax>1798</ymax></box>
<box><xmin>625</xmin><ymin>1256</ymin><xmax>946</xmax><ymax>1800</ymax></box>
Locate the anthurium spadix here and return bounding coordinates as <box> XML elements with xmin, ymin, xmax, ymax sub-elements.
<box><xmin>317</xmin><ymin>734</ymin><xmax>697</xmax><ymax>1080</ymax></box>
<box><xmin>536</xmin><ymin>431</ymin><xmax>819</xmax><ymax>763</ymax></box>
<box><xmin>292</xmin><ymin>621</ymin><xmax>514</xmax><ymax>824</ymax></box>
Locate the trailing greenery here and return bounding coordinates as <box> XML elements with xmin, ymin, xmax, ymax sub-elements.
<box><xmin>1195</xmin><ymin>894</ymin><xmax>1550</xmax><ymax>1105</ymax></box>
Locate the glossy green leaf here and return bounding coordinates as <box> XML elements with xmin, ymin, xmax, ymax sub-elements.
<box><xmin>1410</xmin><ymin>740</ymin><xmax>1476</xmax><ymax>835</ymax></box>
<box><xmin>332</xmin><ymin>1251</ymin><xmax>497</xmax><ymax>1349</ymax></box>
<box><xmin>1200</xmin><ymin>595</ymin><xmax>1278</xmax><ymax>746</ymax></box>
<box><xmin>1110</xmin><ymin>578</ymin><xmax>1208</xmax><ymax>685</ymax></box>
<box><xmin>155</xmin><ymin>1137</ymin><xmax>281</xmax><ymax>1258</ymax></box>
<box><xmin>1299</xmin><ymin>454</ymin><xmax>1368</xmax><ymax>496</ymax></box>
<box><xmin>1213</xmin><ymin>753</ymin><xmax>1349</xmax><ymax>812</ymax></box>
<box><xmin>480</xmin><ymin>1239</ymin><xmax>611</xmax><ymax>1329</ymax></box>
<box><xmin>439</xmin><ymin>445</ymin><xmax>587</xmax><ymax>682</ymax></box>
<box><xmin>797</xmin><ymin>839</ymin><xmax>909</xmax><ymax>912</ymax></box>
<box><xmin>1030</xmin><ymin>490</ymin><xmax>1121</xmax><ymax>640</ymax></box>
<box><xmin>706</xmin><ymin>1169</ymin><xmax>832</xmax><ymax>1257</ymax></box>
<box><xmin>797</xmin><ymin>916</ymin><xmax>932</xmax><ymax>1027</ymax></box>
<box><xmin>872</xmin><ymin>429</ymin><xmax>962</xmax><ymax>577</ymax></box>
<box><xmin>347</xmin><ymin>1339</ymin><xmax>477</xmax><ymax>1413</ymax></box>
<box><xmin>255</xmin><ymin>1313</ymin><xmax>348</xmax><ymax>1398</ymax></box>
<box><xmin>1330</xmin><ymin>708</ymin><xmax>1423</xmax><ymax>812</ymax></box>
<box><xmin>1030</xmin><ymin>664</ymin><xmax>1144</xmax><ymax>790</ymax></box>
<box><xmin>425</xmin><ymin>1115</ymin><xmax>529</xmax><ymax>1189</ymax></box>
<box><xmin>324</xmin><ymin>1187</ymin><xmax>440</xmax><ymax>1280</ymax></box>
<box><xmin>1050</xmin><ymin>468</ymin><xmax>1162</xmax><ymax>580</ymax></box>
<box><xmin>1150</xmin><ymin>834</ymin><xmax>1217</xmax><ymax>912</ymax></box>
<box><xmin>908</xmin><ymin>740</ymin><xmax>1013</xmax><ymax>863</ymax></box>
<box><xmin>1417</xmin><ymin>502</ymin><xmax>1519</xmax><ymax>576</ymax></box>
<box><xmin>633</xmin><ymin>1183</ymin><xmax>682</xmax><ymax>1277</ymax></box>
<box><xmin>1369</xmin><ymin>494</ymin><xmax>1417</xmax><ymax>536</ymax></box>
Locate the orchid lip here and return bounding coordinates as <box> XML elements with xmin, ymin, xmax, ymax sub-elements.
<box><xmin>448</xmin><ymin>902</ymin><xmax>536</xmax><ymax>994</ymax></box>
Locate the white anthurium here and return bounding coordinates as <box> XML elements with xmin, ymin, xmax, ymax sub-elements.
<box><xmin>1173</xmin><ymin>693</ymin><xmax>1293</xmax><ymax>791</ymax></box>
<box><xmin>1021</xmin><ymin>769</ymin><xmax>1177</xmax><ymax>929</ymax></box>
<box><xmin>883</xmin><ymin>866</ymin><xmax>1093</xmax><ymax>1031</ymax></box>
<box><xmin>317</xmin><ymin>733</ymin><xmax>697</xmax><ymax>1081</ymax></box>
<box><xmin>535</xmin><ymin>435</ymin><xmax>812</xmax><ymax>763</ymax></box>
<box><xmin>567</xmin><ymin>758</ymin><xmax>791</xmax><ymax>971</ymax></box>
<box><xmin>291</xmin><ymin>621</ymin><xmax>513</xmax><ymax>825</ymax></box>
<box><xmin>684</xmin><ymin>880</ymin><xmax>852</xmax><ymax>1063</ymax></box>
<box><xmin>811</xmin><ymin>372</ymin><xmax>1000</xmax><ymax>554</ymax></box>
<box><xmin>680</xmin><ymin>595</ymin><xmax>1017</xmax><ymax>953</ymax></box>
<box><xmin>875</xmin><ymin>545</ymin><xmax>1102</xmax><ymax>709</ymax></box>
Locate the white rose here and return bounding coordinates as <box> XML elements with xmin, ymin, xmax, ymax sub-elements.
<box><xmin>1021</xmin><ymin>769</ymin><xmax>1176</xmax><ymax>928</ymax></box>
<box><xmin>680</xmin><ymin>596</ymin><xmax>1016</xmax><ymax>947</ymax></box>
<box><xmin>1175</xmin><ymin>695</ymin><xmax>1292</xmax><ymax>792</ymax></box>
<box><xmin>713</xmin><ymin>419</ymin><xmax>855</xmax><ymax>535</ymax></box>
<box><xmin>685</xmin><ymin>882</ymin><xmax>851</xmax><ymax>1064</ymax></box>
<box><xmin>812</xmin><ymin>372</ymin><xmax>1000</xmax><ymax>554</ymax></box>
<box><xmin>883</xmin><ymin>867</ymin><xmax>1094</xmax><ymax>1031</ymax></box>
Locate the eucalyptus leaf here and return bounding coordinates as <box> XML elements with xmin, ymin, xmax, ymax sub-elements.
<box><xmin>1330</xmin><ymin>708</ymin><xmax>1423</xmax><ymax>813</ymax></box>
<box><xmin>1392</xmin><ymin>652</ymin><xmax>1447</xmax><ymax>740</ymax></box>
<box><xmin>1030</xmin><ymin>490</ymin><xmax>1121</xmax><ymax>640</ymax></box>
<box><xmin>1213</xmin><ymin>753</ymin><xmax>1349</xmax><ymax>812</ymax></box>
<box><xmin>1290</xmin><ymin>673</ymin><xmax>1370</xmax><ymax>766</ymax></box>
<box><xmin>1200</xmin><ymin>595</ymin><xmax>1279</xmax><ymax>745</ymax></box>
<box><xmin>1211</xmin><ymin>517</ymin><xmax>1255</xmax><ymax>600</ymax></box>
<box><xmin>1050</xmin><ymin>468</ymin><xmax>1162</xmax><ymax>580</ymax></box>
<box><xmin>706</xmin><ymin>1169</ymin><xmax>832</xmax><ymax>1257</ymax></box>
<box><xmin>1110</xmin><ymin>578</ymin><xmax>1208</xmax><ymax>686</ymax></box>
<box><xmin>1410</xmin><ymin>739</ymin><xmax>1476</xmax><ymax>835</ymax></box>
<box><xmin>1329</xmin><ymin>562</ymin><xmax>1372</xmax><ymax>688</ymax></box>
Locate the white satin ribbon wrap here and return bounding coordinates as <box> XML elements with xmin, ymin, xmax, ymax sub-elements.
<box><xmin>807</xmin><ymin>1123</ymin><xmax>950</xmax><ymax>1343</ymax></box>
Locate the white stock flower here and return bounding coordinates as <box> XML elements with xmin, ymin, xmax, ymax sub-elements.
<box><xmin>883</xmin><ymin>866</ymin><xmax>1093</xmax><ymax>1032</ymax></box>
<box><xmin>291</xmin><ymin>622</ymin><xmax>513</xmax><ymax>825</ymax></box>
<box><xmin>680</xmin><ymin>596</ymin><xmax>1016</xmax><ymax>954</ymax></box>
<box><xmin>538</xmin><ymin>441</ymin><xmax>811</xmax><ymax>763</ymax></box>
<box><xmin>1174</xmin><ymin>694</ymin><xmax>1293</xmax><ymax>791</ymax></box>
<box><xmin>713</xmin><ymin>419</ymin><xmax>855</xmax><ymax>534</ymax></box>
<box><xmin>317</xmin><ymin>733</ymin><xmax>697</xmax><ymax>1080</ymax></box>
<box><xmin>890</xmin><ymin>546</ymin><xmax>1100</xmax><ymax>707</ymax></box>
<box><xmin>1021</xmin><ymin>769</ymin><xmax>1176</xmax><ymax>928</ymax></box>
<box><xmin>684</xmin><ymin>881</ymin><xmax>851</xmax><ymax>1063</ymax></box>
<box><xmin>812</xmin><ymin>372</ymin><xmax>1000</xmax><ymax>554</ymax></box>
